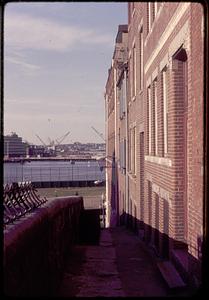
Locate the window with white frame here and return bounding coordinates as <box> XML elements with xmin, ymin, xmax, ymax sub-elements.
<box><xmin>162</xmin><ymin>67</ymin><xmax>168</xmax><ymax>156</ymax></box>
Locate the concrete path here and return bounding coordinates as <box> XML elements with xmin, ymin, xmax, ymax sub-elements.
<box><xmin>57</xmin><ymin>226</ymin><xmax>171</xmax><ymax>297</ymax></box>
<box><xmin>57</xmin><ymin>229</ymin><xmax>124</xmax><ymax>297</ymax></box>
<box><xmin>110</xmin><ymin>226</ymin><xmax>168</xmax><ymax>297</ymax></box>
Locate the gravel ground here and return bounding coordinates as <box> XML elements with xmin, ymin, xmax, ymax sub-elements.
<box><xmin>37</xmin><ymin>186</ymin><xmax>105</xmax><ymax>197</ymax></box>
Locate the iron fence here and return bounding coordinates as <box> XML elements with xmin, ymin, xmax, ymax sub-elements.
<box><xmin>3</xmin><ymin>181</ymin><xmax>47</xmax><ymax>226</ymax></box>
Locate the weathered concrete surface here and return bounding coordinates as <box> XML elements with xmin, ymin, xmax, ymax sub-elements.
<box><xmin>57</xmin><ymin>229</ymin><xmax>125</xmax><ymax>297</ymax></box>
<box><xmin>57</xmin><ymin>227</ymin><xmax>168</xmax><ymax>297</ymax></box>
<box><xmin>57</xmin><ymin>226</ymin><xmax>196</xmax><ymax>297</ymax></box>
<box><xmin>111</xmin><ymin>226</ymin><xmax>168</xmax><ymax>297</ymax></box>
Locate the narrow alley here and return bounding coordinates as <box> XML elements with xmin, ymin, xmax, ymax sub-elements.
<box><xmin>57</xmin><ymin>226</ymin><xmax>191</xmax><ymax>297</ymax></box>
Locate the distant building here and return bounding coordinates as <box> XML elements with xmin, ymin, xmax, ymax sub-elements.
<box><xmin>4</xmin><ymin>132</ymin><xmax>27</xmax><ymax>158</ymax></box>
<box><xmin>28</xmin><ymin>145</ymin><xmax>46</xmax><ymax>157</ymax></box>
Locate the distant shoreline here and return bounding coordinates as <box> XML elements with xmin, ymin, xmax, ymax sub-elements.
<box><xmin>4</xmin><ymin>156</ymin><xmax>105</xmax><ymax>163</ymax></box>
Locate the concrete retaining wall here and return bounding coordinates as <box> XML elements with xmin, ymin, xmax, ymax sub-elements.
<box><xmin>4</xmin><ymin>196</ymin><xmax>84</xmax><ymax>297</ymax></box>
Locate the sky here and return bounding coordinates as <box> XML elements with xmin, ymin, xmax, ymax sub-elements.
<box><xmin>4</xmin><ymin>1</ymin><xmax>127</xmax><ymax>145</ymax></box>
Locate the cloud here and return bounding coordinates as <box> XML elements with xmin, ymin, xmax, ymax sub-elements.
<box><xmin>4</xmin><ymin>12</ymin><xmax>113</xmax><ymax>52</ymax></box>
<box><xmin>5</xmin><ymin>56</ymin><xmax>41</xmax><ymax>70</ymax></box>
<box><xmin>5</xmin><ymin>98</ymin><xmax>42</xmax><ymax>104</ymax></box>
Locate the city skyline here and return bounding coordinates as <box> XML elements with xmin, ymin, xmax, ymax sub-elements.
<box><xmin>4</xmin><ymin>2</ymin><xmax>127</xmax><ymax>144</ymax></box>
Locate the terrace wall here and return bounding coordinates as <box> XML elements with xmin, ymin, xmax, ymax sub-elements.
<box><xmin>4</xmin><ymin>196</ymin><xmax>84</xmax><ymax>297</ymax></box>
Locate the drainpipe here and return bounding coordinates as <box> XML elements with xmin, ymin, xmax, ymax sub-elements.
<box><xmin>113</xmin><ymin>66</ymin><xmax>118</xmax><ymax>226</ymax></box>
<box><xmin>105</xmin><ymin>93</ymin><xmax>110</xmax><ymax>228</ymax></box>
<box><xmin>124</xmin><ymin>64</ymin><xmax>129</xmax><ymax>220</ymax></box>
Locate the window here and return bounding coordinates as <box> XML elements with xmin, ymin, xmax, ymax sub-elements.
<box><xmin>153</xmin><ymin>2</ymin><xmax>158</xmax><ymax>19</ymax></box>
<box><xmin>147</xmin><ymin>3</ymin><xmax>152</xmax><ymax>33</ymax></box>
<box><xmin>148</xmin><ymin>181</ymin><xmax>152</xmax><ymax>233</ymax></box>
<box><xmin>129</xmin><ymin>128</ymin><xmax>132</xmax><ymax>171</ymax></box>
<box><xmin>162</xmin><ymin>67</ymin><xmax>168</xmax><ymax>155</ymax></box>
<box><xmin>123</xmin><ymin>74</ymin><xmax>127</xmax><ymax>113</ymax></box>
<box><xmin>129</xmin><ymin>126</ymin><xmax>136</xmax><ymax>174</ymax></box>
<box><xmin>118</xmin><ymin>75</ymin><xmax>126</xmax><ymax>119</ymax></box>
<box><xmin>123</xmin><ymin>139</ymin><xmax>126</xmax><ymax>174</ymax></box>
<box><xmin>132</xmin><ymin>126</ymin><xmax>136</xmax><ymax>174</ymax></box>
<box><xmin>122</xmin><ymin>139</ymin><xmax>126</xmax><ymax>174</ymax></box>
<box><xmin>153</xmin><ymin>79</ymin><xmax>158</xmax><ymax>155</ymax></box>
<box><xmin>130</xmin><ymin>128</ymin><xmax>133</xmax><ymax>171</ymax></box>
<box><xmin>148</xmin><ymin>86</ymin><xmax>152</xmax><ymax>155</ymax></box>
<box><xmin>139</xmin><ymin>27</ymin><xmax>143</xmax><ymax>91</ymax></box>
<box><xmin>147</xmin><ymin>2</ymin><xmax>157</xmax><ymax>34</ymax></box>
<box><xmin>119</xmin><ymin>139</ymin><xmax>126</xmax><ymax>174</ymax></box>
<box><xmin>119</xmin><ymin>139</ymin><xmax>122</xmax><ymax>169</ymax></box>
<box><xmin>132</xmin><ymin>45</ymin><xmax>137</xmax><ymax>98</ymax></box>
<box><xmin>131</xmin><ymin>2</ymin><xmax>134</xmax><ymax>14</ymax></box>
<box><xmin>128</xmin><ymin>4</ymin><xmax>131</xmax><ymax>23</ymax></box>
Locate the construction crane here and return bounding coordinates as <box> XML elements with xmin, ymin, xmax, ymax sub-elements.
<box><xmin>48</xmin><ymin>137</ymin><xmax>53</xmax><ymax>146</ymax></box>
<box><xmin>35</xmin><ymin>134</ymin><xmax>47</xmax><ymax>146</ymax></box>
<box><xmin>91</xmin><ymin>126</ymin><xmax>105</xmax><ymax>142</ymax></box>
<box><xmin>35</xmin><ymin>131</ymin><xmax>70</xmax><ymax>147</ymax></box>
<box><xmin>56</xmin><ymin>131</ymin><xmax>70</xmax><ymax>145</ymax></box>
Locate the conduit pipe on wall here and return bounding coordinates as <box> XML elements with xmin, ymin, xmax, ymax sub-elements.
<box><xmin>104</xmin><ymin>93</ymin><xmax>110</xmax><ymax>228</ymax></box>
<box><xmin>124</xmin><ymin>65</ymin><xmax>129</xmax><ymax>217</ymax></box>
<box><xmin>112</xmin><ymin>66</ymin><xmax>118</xmax><ymax>227</ymax></box>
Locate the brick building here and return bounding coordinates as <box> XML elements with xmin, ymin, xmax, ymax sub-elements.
<box><xmin>105</xmin><ymin>25</ymin><xmax>128</xmax><ymax>227</ymax></box>
<box><xmin>105</xmin><ymin>2</ymin><xmax>204</xmax><ymax>288</ymax></box>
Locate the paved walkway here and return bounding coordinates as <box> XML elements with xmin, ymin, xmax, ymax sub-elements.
<box><xmin>57</xmin><ymin>226</ymin><xmax>172</xmax><ymax>297</ymax></box>
<box><xmin>110</xmin><ymin>226</ymin><xmax>168</xmax><ymax>297</ymax></box>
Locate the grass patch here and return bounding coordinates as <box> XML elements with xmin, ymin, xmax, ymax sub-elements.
<box><xmin>37</xmin><ymin>186</ymin><xmax>105</xmax><ymax>198</ymax></box>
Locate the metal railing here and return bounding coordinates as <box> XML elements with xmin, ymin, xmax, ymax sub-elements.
<box><xmin>3</xmin><ymin>181</ymin><xmax>47</xmax><ymax>226</ymax></box>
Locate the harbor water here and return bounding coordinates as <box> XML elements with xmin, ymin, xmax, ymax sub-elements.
<box><xmin>4</xmin><ymin>160</ymin><xmax>105</xmax><ymax>185</ymax></box>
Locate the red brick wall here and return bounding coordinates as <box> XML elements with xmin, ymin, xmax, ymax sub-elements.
<box><xmin>143</xmin><ymin>3</ymin><xmax>191</xmax><ymax>246</ymax></box>
<box><xmin>130</xmin><ymin>0</ymin><xmax>203</xmax><ymax>276</ymax></box>
<box><xmin>187</xmin><ymin>3</ymin><xmax>204</xmax><ymax>266</ymax></box>
<box><xmin>105</xmin><ymin>1</ymin><xmax>204</xmax><ymax>285</ymax></box>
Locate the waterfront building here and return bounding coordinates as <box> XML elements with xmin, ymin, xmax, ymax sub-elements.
<box><xmin>105</xmin><ymin>2</ymin><xmax>204</xmax><ymax>288</ymax></box>
<box><xmin>28</xmin><ymin>145</ymin><xmax>46</xmax><ymax>157</ymax></box>
<box><xmin>4</xmin><ymin>132</ymin><xmax>27</xmax><ymax>158</ymax></box>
